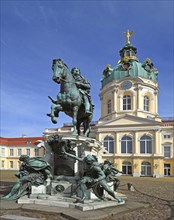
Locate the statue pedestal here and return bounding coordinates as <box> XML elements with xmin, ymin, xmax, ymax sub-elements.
<box><xmin>18</xmin><ymin>192</ymin><xmax>126</xmax><ymax>211</ymax></box>
<box><xmin>31</xmin><ymin>185</ymin><xmax>46</xmax><ymax>195</ymax></box>
<box><xmin>34</xmin><ymin>134</ymin><xmax>126</xmax><ymax>208</ymax></box>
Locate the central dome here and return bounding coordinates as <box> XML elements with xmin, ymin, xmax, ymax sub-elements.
<box><xmin>101</xmin><ymin>33</ymin><xmax>158</xmax><ymax>88</ymax></box>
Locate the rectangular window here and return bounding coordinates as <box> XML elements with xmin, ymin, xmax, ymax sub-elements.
<box><xmin>1</xmin><ymin>160</ymin><xmax>5</xmax><ymax>168</ymax></box>
<box><xmin>26</xmin><ymin>149</ymin><xmax>30</xmax><ymax>156</ymax></box>
<box><xmin>9</xmin><ymin>149</ymin><xmax>14</xmax><ymax>156</ymax></box>
<box><xmin>1</xmin><ymin>148</ymin><xmax>5</xmax><ymax>157</ymax></box>
<box><xmin>164</xmin><ymin>134</ymin><xmax>171</xmax><ymax>139</ymax></box>
<box><xmin>17</xmin><ymin>149</ymin><xmax>22</xmax><ymax>156</ymax></box>
<box><xmin>144</xmin><ymin>97</ymin><xmax>149</xmax><ymax>111</ymax></box>
<box><xmin>164</xmin><ymin>146</ymin><xmax>171</xmax><ymax>157</ymax></box>
<box><xmin>107</xmin><ymin>100</ymin><xmax>112</xmax><ymax>114</ymax></box>
<box><xmin>34</xmin><ymin>148</ymin><xmax>39</xmax><ymax>157</ymax></box>
<box><xmin>123</xmin><ymin>96</ymin><xmax>131</xmax><ymax>110</ymax></box>
<box><xmin>9</xmin><ymin>161</ymin><xmax>13</xmax><ymax>168</ymax></box>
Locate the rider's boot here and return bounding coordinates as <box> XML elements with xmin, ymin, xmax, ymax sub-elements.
<box><xmin>83</xmin><ymin>96</ymin><xmax>92</xmax><ymax>115</ymax></box>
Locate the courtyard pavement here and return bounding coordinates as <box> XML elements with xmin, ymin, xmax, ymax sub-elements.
<box><xmin>0</xmin><ymin>176</ymin><xmax>173</xmax><ymax>220</ymax></box>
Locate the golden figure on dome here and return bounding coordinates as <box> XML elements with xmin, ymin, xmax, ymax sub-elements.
<box><xmin>124</xmin><ymin>30</ymin><xmax>134</xmax><ymax>44</ymax></box>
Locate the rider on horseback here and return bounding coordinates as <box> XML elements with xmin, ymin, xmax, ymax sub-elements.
<box><xmin>71</xmin><ymin>67</ymin><xmax>94</xmax><ymax>115</ymax></box>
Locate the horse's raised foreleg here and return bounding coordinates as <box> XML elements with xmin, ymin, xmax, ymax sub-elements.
<box><xmin>47</xmin><ymin>104</ymin><xmax>63</xmax><ymax>124</ymax></box>
<box><xmin>72</xmin><ymin>106</ymin><xmax>79</xmax><ymax>136</ymax></box>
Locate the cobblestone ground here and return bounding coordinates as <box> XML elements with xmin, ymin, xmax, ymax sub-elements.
<box><xmin>0</xmin><ymin>176</ymin><xmax>173</xmax><ymax>220</ymax></box>
<box><xmin>115</xmin><ymin>176</ymin><xmax>174</xmax><ymax>220</ymax></box>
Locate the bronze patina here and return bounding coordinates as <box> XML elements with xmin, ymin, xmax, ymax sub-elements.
<box><xmin>47</xmin><ymin>59</ymin><xmax>94</xmax><ymax>137</ymax></box>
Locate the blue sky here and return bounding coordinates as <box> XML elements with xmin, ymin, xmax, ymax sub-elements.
<box><xmin>1</xmin><ymin>0</ymin><xmax>173</xmax><ymax>137</ymax></box>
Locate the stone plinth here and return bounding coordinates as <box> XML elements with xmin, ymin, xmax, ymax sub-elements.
<box><xmin>31</xmin><ymin>185</ymin><xmax>46</xmax><ymax>195</ymax></box>
<box><xmin>18</xmin><ymin>193</ymin><xmax>126</xmax><ymax>211</ymax></box>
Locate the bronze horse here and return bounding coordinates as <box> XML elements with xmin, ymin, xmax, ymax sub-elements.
<box><xmin>47</xmin><ymin>59</ymin><xmax>93</xmax><ymax>137</ymax></box>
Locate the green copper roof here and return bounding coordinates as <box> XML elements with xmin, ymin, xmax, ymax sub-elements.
<box><xmin>101</xmin><ymin>41</ymin><xmax>158</xmax><ymax>88</ymax></box>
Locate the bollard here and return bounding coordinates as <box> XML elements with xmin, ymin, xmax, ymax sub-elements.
<box><xmin>127</xmin><ymin>183</ymin><xmax>134</xmax><ymax>191</ymax></box>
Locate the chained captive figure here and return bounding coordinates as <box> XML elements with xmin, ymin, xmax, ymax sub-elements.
<box><xmin>101</xmin><ymin>160</ymin><xmax>122</xmax><ymax>191</ymax></box>
<box><xmin>63</xmin><ymin>150</ymin><xmax>123</xmax><ymax>203</ymax></box>
<box><xmin>1</xmin><ymin>155</ymin><xmax>52</xmax><ymax>200</ymax></box>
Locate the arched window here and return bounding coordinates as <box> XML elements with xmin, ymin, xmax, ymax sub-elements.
<box><xmin>104</xmin><ymin>136</ymin><xmax>114</xmax><ymax>153</ymax></box>
<box><xmin>140</xmin><ymin>135</ymin><xmax>152</xmax><ymax>154</ymax></box>
<box><xmin>144</xmin><ymin>96</ymin><xmax>149</xmax><ymax>111</ymax></box>
<box><xmin>107</xmin><ymin>100</ymin><xmax>112</xmax><ymax>114</ymax></box>
<box><xmin>122</xmin><ymin>161</ymin><xmax>132</xmax><ymax>175</ymax></box>
<box><xmin>123</xmin><ymin>95</ymin><xmax>131</xmax><ymax>110</ymax></box>
<box><xmin>121</xmin><ymin>135</ymin><xmax>132</xmax><ymax>153</ymax></box>
<box><xmin>141</xmin><ymin>162</ymin><xmax>151</xmax><ymax>176</ymax></box>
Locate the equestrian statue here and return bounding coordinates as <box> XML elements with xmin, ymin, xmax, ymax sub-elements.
<box><xmin>47</xmin><ymin>59</ymin><xmax>94</xmax><ymax>137</ymax></box>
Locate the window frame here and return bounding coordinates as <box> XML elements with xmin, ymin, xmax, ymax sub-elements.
<box><xmin>122</xmin><ymin>161</ymin><xmax>132</xmax><ymax>175</ymax></box>
<box><xmin>103</xmin><ymin>136</ymin><xmax>114</xmax><ymax>154</ymax></box>
<box><xmin>9</xmin><ymin>161</ymin><xmax>14</xmax><ymax>169</ymax></box>
<box><xmin>164</xmin><ymin>146</ymin><xmax>171</xmax><ymax>158</ymax></box>
<box><xmin>17</xmin><ymin>148</ymin><xmax>22</xmax><ymax>156</ymax></box>
<box><xmin>107</xmin><ymin>100</ymin><xmax>112</xmax><ymax>114</ymax></box>
<box><xmin>1</xmin><ymin>160</ymin><xmax>5</xmax><ymax>168</ymax></box>
<box><xmin>163</xmin><ymin>134</ymin><xmax>171</xmax><ymax>139</ymax></box>
<box><xmin>140</xmin><ymin>135</ymin><xmax>152</xmax><ymax>154</ymax></box>
<box><xmin>34</xmin><ymin>148</ymin><xmax>39</xmax><ymax>157</ymax></box>
<box><xmin>123</xmin><ymin>95</ymin><xmax>131</xmax><ymax>110</ymax></box>
<box><xmin>26</xmin><ymin>148</ymin><xmax>30</xmax><ymax>156</ymax></box>
<box><xmin>9</xmin><ymin>148</ymin><xmax>14</xmax><ymax>157</ymax></box>
<box><xmin>121</xmin><ymin>135</ymin><xmax>132</xmax><ymax>154</ymax></box>
<box><xmin>144</xmin><ymin>96</ymin><xmax>149</xmax><ymax>111</ymax></box>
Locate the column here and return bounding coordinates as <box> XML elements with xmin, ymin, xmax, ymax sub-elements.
<box><xmin>115</xmin><ymin>132</ymin><xmax>120</xmax><ymax>154</ymax></box>
<box><xmin>133</xmin><ymin>93</ymin><xmax>136</xmax><ymax>111</ymax></box>
<box><xmin>134</xmin><ymin>131</ymin><xmax>139</xmax><ymax>154</ymax></box>
<box><xmin>136</xmin><ymin>86</ymin><xmax>143</xmax><ymax>111</ymax></box>
<box><xmin>154</xmin><ymin>90</ymin><xmax>158</xmax><ymax>114</ymax></box>
<box><xmin>154</xmin><ymin>129</ymin><xmax>160</xmax><ymax>155</ymax></box>
<box><xmin>112</xmin><ymin>88</ymin><xmax>118</xmax><ymax>113</ymax></box>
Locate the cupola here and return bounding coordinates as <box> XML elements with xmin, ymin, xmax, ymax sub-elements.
<box><xmin>101</xmin><ymin>30</ymin><xmax>158</xmax><ymax>88</ymax></box>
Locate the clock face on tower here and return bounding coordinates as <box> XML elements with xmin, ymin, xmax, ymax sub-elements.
<box><xmin>121</xmin><ymin>81</ymin><xmax>132</xmax><ymax>90</ymax></box>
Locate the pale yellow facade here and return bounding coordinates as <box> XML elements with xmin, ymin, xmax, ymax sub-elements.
<box><xmin>95</xmin><ymin>38</ymin><xmax>173</xmax><ymax>177</ymax></box>
<box><xmin>0</xmin><ymin>137</ymin><xmax>43</xmax><ymax>170</ymax></box>
<box><xmin>95</xmin><ymin>115</ymin><xmax>174</xmax><ymax>177</ymax></box>
<box><xmin>99</xmin><ymin>77</ymin><xmax>160</xmax><ymax>122</ymax></box>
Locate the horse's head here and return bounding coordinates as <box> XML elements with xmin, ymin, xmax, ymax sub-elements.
<box><xmin>52</xmin><ymin>59</ymin><xmax>67</xmax><ymax>83</ymax></box>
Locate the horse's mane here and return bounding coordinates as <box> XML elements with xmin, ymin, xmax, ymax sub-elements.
<box><xmin>64</xmin><ymin>63</ymin><xmax>69</xmax><ymax>69</ymax></box>
<box><xmin>53</xmin><ymin>59</ymin><xmax>69</xmax><ymax>70</ymax></box>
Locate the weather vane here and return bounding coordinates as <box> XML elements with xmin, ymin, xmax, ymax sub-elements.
<box><xmin>124</xmin><ymin>30</ymin><xmax>134</xmax><ymax>44</ymax></box>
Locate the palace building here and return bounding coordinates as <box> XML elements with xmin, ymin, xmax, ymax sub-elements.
<box><xmin>1</xmin><ymin>32</ymin><xmax>173</xmax><ymax>177</ymax></box>
<box><xmin>95</xmin><ymin>31</ymin><xmax>173</xmax><ymax>177</ymax></box>
<box><xmin>0</xmin><ymin>136</ymin><xmax>44</xmax><ymax>170</ymax></box>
